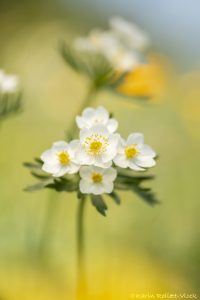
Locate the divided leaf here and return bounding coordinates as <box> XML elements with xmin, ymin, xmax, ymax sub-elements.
<box><xmin>91</xmin><ymin>195</ymin><xmax>108</xmax><ymax>216</ymax></box>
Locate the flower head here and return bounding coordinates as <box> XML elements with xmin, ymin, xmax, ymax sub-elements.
<box><xmin>76</xmin><ymin>106</ymin><xmax>118</xmax><ymax>133</ymax></box>
<box><xmin>76</xmin><ymin>125</ymin><xmax>120</xmax><ymax>168</ymax></box>
<box><xmin>79</xmin><ymin>166</ymin><xmax>117</xmax><ymax>195</ymax></box>
<box><xmin>41</xmin><ymin>140</ymin><xmax>80</xmax><ymax>177</ymax></box>
<box><xmin>74</xmin><ymin>17</ymin><xmax>150</xmax><ymax>73</ymax></box>
<box><xmin>0</xmin><ymin>70</ymin><xmax>19</xmax><ymax>93</ymax></box>
<box><xmin>114</xmin><ymin>133</ymin><xmax>156</xmax><ymax>171</ymax></box>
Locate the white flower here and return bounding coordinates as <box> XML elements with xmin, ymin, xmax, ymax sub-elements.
<box><xmin>76</xmin><ymin>106</ymin><xmax>118</xmax><ymax>133</ymax></box>
<box><xmin>41</xmin><ymin>140</ymin><xmax>80</xmax><ymax>177</ymax></box>
<box><xmin>110</xmin><ymin>17</ymin><xmax>150</xmax><ymax>52</ymax></box>
<box><xmin>76</xmin><ymin>125</ymin><xmax>120</xmax><ymax>168</ymax></box>
<box><xmin>0</xmin><ymin>70</ymin><xmax>19</xmax><ymax>93</ymax></box>
<box><xmin>74</xmin><ymin>29</ymin><xmax>140</xmax><ymax>72</ymax></box>
<box><xmin>74</xmin><ymin>29</ymin><xmax>119</xmax><ymax>54</ymax></box>
<box><xmin>114</xmin><ymin>133</ymin><xmax>156</xmax><ymax>171</ymax></box>
<box><xmin>105</xmin><ymin>46</ymin><xmax>139</xmax><ymax>72</ymax></box>
<box><xmin>79</xmin><ymin>166</ymin><xmax>117</xmax><ymax>195</ymax></box>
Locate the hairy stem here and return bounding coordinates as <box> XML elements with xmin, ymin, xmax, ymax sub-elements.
<box><xmin>76</xmin><ymin>196</ymin><xmax>87</xmax><ymax>299</ymax></box>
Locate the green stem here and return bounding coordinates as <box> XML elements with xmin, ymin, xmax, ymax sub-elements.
<box><xmin>76</xmin><ymin>196</ymin><xmax>87</xmax><ymax>299</ymax></box>
<box><xmin>68</xmin><ymin>85</ymin><xmax>97</xmax><ymax>139</ymax></box>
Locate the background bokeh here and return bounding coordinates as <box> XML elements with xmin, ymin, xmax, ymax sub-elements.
<box><xmin>0</xmin><ymin>0</ymin><xmax>200</xmax><ymax>299</ymax></box>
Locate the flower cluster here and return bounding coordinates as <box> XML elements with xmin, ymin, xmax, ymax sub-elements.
<box><xmin>74</xmin><ymin>17</ymin><xmax>150</xmax><ymax>73</ymax></box>
<box><xmin>0</xmin><ymin>69</ymin><xmax>19</xmax><ymax>94</ymax></box>
<box><xmin>40</xmin><ymin>106</ymin><xmax>156</xmax><ymax>196</ymax></box>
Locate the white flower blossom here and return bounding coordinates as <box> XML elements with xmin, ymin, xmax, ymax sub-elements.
<box><xmin>114</xmin><ymin>133</ymin><xmax>156</xmax><ymax>171</ymax></box>
<box><xmin>74</xmin><ymin>29</ymin><xmax>119</xmax><ymax>54</ymax></box>
<box><xmin>76</xmin><ymin>125</ymin><xmax>120</xmax><ymax>168</ymax></box>
<box><xmin>74</xmin><ymin>28</ymin><xmax>140</xmax><ymax>72</ymax></box>
<box><xmin>41</xmin><ymin>140</ymin><xmax>80</xmax><ymax>177</ymax></box>
<box><xmin>76</xmin><ymin>106</ymin><xmax>118</xmax><ymax>133</ymax></box>
<box><xmin>0</xmin><ymin>69</ymin><xmax>19</xmax><ymax>93</ymax></box>
<box><xmin>79</xmin><ymin>166</ymin><xmax>117</xmax><ymax>195</ymax></box>
<box><xmin>74</xmin><ymin>17</ymin><xmax>150</xmax><ymax>72</ymax></box>
<box><xmin>109</xmin><ymin>16</ymin><xmax>150</xmax><ymax>52</ymax></box>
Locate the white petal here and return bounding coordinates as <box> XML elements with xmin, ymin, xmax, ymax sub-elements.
<box><xmin>42</xmin><ymin>162</ymin><xmax>60</xmax><ymax>174</ymax></box>
<box><xmin>67</xmin><ymin>163</ymin><xmax>80</xmax><ymax>174</ymax></box>
<box><xmin>80</xmin><ymin>166</ymin><xmax>93</xmax><ymax>180</ymax></box>
<box><xmin>82</xmin><ymin>107</ymin><xmax>95</xmax><ymax>119</ymax></box>
<box><xmin>102</xmin><ymin>182</ymin><xmax>114</xmax><ymax>194</ymax></box>
<box><xmin>139</xmin><ymin>144</ymin><xmax>156</xmax><ymax>158</ymax></box>
<box><xmin>95</xmin><ymin>106</ymin><xmax>109</xmax><ymax>122</ymax></box>
<box><xmin>114</xmin><ymin>154</ymin><xmax>129</xmax><ymax>168</ymax></box>
<box><xmin>75</xmin><ymin>146</ymin><xmax>94</xmax><ymax>165</ymax></box>
<box><xmin>107</xmin><ymin>118</ymin><xmax>118</xmax><ymax>133</ymax></box>
<box><xmin>80</xmin><ymin>180</ymin><xmax>92</xmax><ymax>194</ymax></box>
<box><xmin>129</xmin><ymin>161</ymin><xmax>145</xmax><ymax>171</ymax></box>
<box><xmin>76</xmin><ymin>116</ymin><xmax>88</xmax><ymax>129</ymax></box>
<box><xmin>91</xmin><ymin>184</ymin><xmax>105</xmax><ymax>195</ymax></box>
<box><xmin>93</xmin><ymin>158</ymin><xmax>112</xmax><ymax>168</ymax></box>
<box><xmin>52</xmin><ymin>141</ymin><xmax>69</xmax><ymax>151</ymax></box>
<box><xmin>53</xmin><ymin>166</ymin><xmax>68</xmax><ymax>177</ymax></box>
<box><xmin>134</xmin><ymin>156</ymin><xmax>156</xmax><ymax>168</ymax></box>
<box><xmin>103</xmin><ymin>167</ymin><xmax>117</xmax><ymax>181</ymax></box>
<box><xmin>40</xmin><ymin>150</ymin><xmax>57</xmax><ymax>163</ymax></box>
<box><xmin>102</xmin><ymin>134</ymin><xmax>120</xmax><ymax>162</ymax></box>
<box><xmin>68</xmin><ymin>139</ymin><xmax>80</xmax><ymax>152</ymax></box>
<box><xmin>127</xmin><ymin>133</ymin><xmax>144</xmax><ymax>145</ymax></box>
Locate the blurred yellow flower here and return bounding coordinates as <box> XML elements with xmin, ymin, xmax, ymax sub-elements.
<box><xmin>117</xmin><ymin>56</ymin><xmax>168</xmax><ymax>100</ymax></box>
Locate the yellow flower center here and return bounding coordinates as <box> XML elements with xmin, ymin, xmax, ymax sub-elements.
<box><xmin>92</xmin><ymin>173</ymin><xmax>103</xmax><ymax>183</ymax></box>
<box><xmin>58</xmin><ymin>151</ymin><xmax>70</xmax><ymax>165</ymax></box>
<box><xmin>89</xmin><ymin>141</ymin><xmax>103</xmax><ymax>153</ymax></box>
<box><xmin>84</xmin><ymin>134</ymin><xmax>108</xmax><ymax>156</ymax></box>
<box><xmin>125</xmin><ymin>145</ymin><xmax>138</xmax><ymax>159</ymax></box>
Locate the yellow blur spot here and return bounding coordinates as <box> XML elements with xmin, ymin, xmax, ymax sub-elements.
<box><xmin>58</xmin><ymin>151</ymin><xmax>70</xmax><ymax>165</ymax></box>
<box><xmin>125</xmin><ymin>145</ymin><xmax>138</xmax><ymax>159</ymax></box>
<box><xmin>118</xmin><ymin>57</ymin><xmax>167</xmax><ymax>100</ymax></box>
<box><xmin>92</xmin><ymin>173</ymin><xmax>103</xmax><ymax>183</ymax></box>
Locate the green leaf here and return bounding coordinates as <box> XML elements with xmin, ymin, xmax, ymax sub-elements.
<box><xmin>0</xmin><ymin>92</ymin><xmax>22</xmax><ymax>121</ymax></box>
<box><xmin>47</xmin><ymin>177</ymin><xmax>78</xmax><ymax>192</ymax></box>
<box><xmin>91</xmin><ymin>195</ymin><xmax>108</xmax><ymax>216</ymax></box>
<box><xmin>23</xmin><ymin>162</ymin><xmax>42</xmax><ymax>170</ymax></box>
<box><xmin>108</xmin><ymin>191</ymin><xmax>121</xmax><ymax>205</ymax></box>
<box><xmin>131</xmin><ymin>185</ymin><xmax>159</xmax><ymax>206</ymax></box>
<box><xmin>24</xmin><ymin>178</ymin><xmax>53</xmax><ymax>192</ymax></box>
<box><xmin>115</xmin><ymin>170</ymin><xmax>159</xmax><ymax>206</ymax></box>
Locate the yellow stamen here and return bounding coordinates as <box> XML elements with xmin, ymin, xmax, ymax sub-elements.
<box><xmin>89</xmin><ymin>141</ymin><xmax>102</xmax><ymax>154</ymax></box>
<box><xmin>92</xmin><ymin>173</ymin><xmax>103</xmax><ymax>183</ymax></box>
<box><xmin>58</xmin><ymin>151</ymin><xmax>70</xmax><ymax>165</ymax></box>
<box><xmin>84</xmin><ymin>134</ymin><xmax>108</xmax><ymax>155</ymax></box>
<box><xmin>125</xmin><ymin>145</ymin><xmax>138</xmax><ymax>159</ymax></box>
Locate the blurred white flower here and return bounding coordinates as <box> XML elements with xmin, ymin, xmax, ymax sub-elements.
<box><xmin>74</xmin><ymin>17</ymin><xmax>150</xmax><ymax>72</ymax></box>
<box><xmin>74</xmin><ymin>29</ymin><xmax>119</xmax><ymax>54</ymax></box>
<box><xmin>110</xmin><ymin>16</ymin><xmax>150</xmax><ymax>52</ymax></box>
<box><xmin>0</xmin><ymin>69</ymin><xmax>19</xmax><ymax>93</ymax></box>
<box><xmin>76</xmin><ymin>125</ymin><xmax>120</xmax><ymax>168</ymax></box>
<box><xmin>79</xmin><ymin>165</ymin><xmax>117</xmax><ymax>195</ymax></box>
<box><xmin>41</xmin><ymin>141</ymin><xmax>80</xmax><ymax>177</ymax></box>
<box><xmin>114</xmin><ymin>133</ymin><xmax>156</xmax><ymax>171</ymax></box>
<box><xmin>76</xmin><ymin>106</ymin><xmax>118</xmax><ymax>133</ymax></box>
